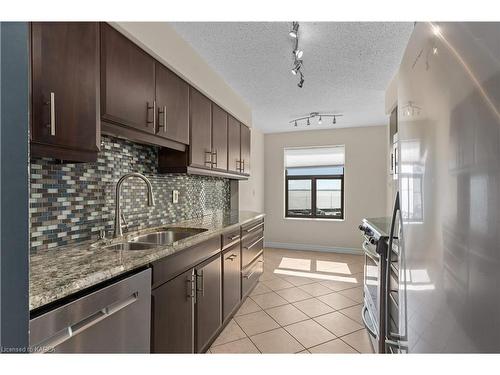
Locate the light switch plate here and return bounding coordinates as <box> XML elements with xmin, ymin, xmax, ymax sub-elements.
<box><xmin>172</xmin><ymin>190</ymin><xmax>179</xmax><ymax>204</ymax></box>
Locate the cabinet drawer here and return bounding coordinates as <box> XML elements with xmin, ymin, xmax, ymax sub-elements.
<box><xmin>151</xmin><ymin>236</ymin><xmax>221</xmax><ymax>289</ymax></box>
<box><xmin>242</xmin><ymin>253</ymin><xmax>263</xmax><ymax>297</ymax></box>
<box><xmin>222</xmin><ymin>243</ymin><xmax>241</xmax><ymax>321</ymax></box>
<box><xmin>222</xmin><ymin>228</ymin><xmax>241</xmax><ymax>249</ymax></box>
<box><xmin>241</xmin><ymin>233</ymin><xmax>264</xmax><ymax>269</ymax></box>
<box><xmin>241</xmin><ymin>218</ymin><xmax>264</xmax><ymax>237</ymax></box>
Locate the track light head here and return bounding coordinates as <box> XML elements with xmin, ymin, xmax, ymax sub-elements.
<box><xmin>318</xmin><ymin>116</ymin><xmax>322</xmax><ymax>125</ymax></box>
<box><xmin>333</xmin><ymin>116</ymin><xmax>336</xmax><ymax>124</ymax></box>
<box><xmin>294</xmin><ymin>120</ymin><xmax>298</xmax><ymax>127</ymax></box>
<box><xmin>294</xmin><ymin>49</ymin><xmax>303</xmax><ymax>59</ymax></box>
<box><xmin>291</xmin><ymin>60</ymin><xmax>302</xmax><ymax>75</ymax></box>
<box><xmin>289</xmin><ymin>22</ymin><xmax>299</xmax><ymax>38</ymax></box>
<box><xmin>306</xmin><ymin>118</ymin><xmax>310</xmax><ymax>125</ymax></box>
<box><xmin>298</xmin><ymin>78</ymin><xmax>304</xmax><ymax>88</ymax></box>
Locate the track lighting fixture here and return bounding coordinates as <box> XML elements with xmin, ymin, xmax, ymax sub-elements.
<box><xmin>289</xmin><ymin>112</ymin><xmax>343</xmax><ymax>128</ymax></box>
<box><xmin>289</xmin><ymin>22</ymin><xmax>299</xmax><ymax>38</ymax></box>
<box><xmin>289</xmin><ymin>21</ymin><xmax>304</xmax><ymax>88</ymax></box>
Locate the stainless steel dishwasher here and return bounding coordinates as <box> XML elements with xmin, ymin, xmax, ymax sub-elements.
<box><xmin>29</xmin><ymin>269</ymin><xmax>151</xmax><ymax>353</ymax></box>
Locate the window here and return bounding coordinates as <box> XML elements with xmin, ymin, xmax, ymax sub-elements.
<box><xmin>285</xmin><ymin>146</ymin><xmax>345</xmax><ymax>219</ymax></box>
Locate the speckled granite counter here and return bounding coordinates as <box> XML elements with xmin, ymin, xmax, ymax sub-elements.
<box><xmin>30</xmin><ymin>210</ymin><xmax>264</xmax><ymax>311</ymax></box>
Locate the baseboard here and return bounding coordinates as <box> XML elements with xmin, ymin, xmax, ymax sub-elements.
<box><xmin>264</xmin><ymin>241</ymin><xmax>363</xmax><ymax>255</ymax></box>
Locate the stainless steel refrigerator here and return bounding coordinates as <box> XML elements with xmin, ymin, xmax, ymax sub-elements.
<box><xmin>389</xmin><ymin>22</ymin><xmax>500</xmax><ymax>353</ymax></box>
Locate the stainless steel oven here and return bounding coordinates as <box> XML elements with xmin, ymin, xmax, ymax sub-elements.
<box><xmin>359</xmin><ymin>221</ymin><xmax>388</xmax><ymax>353</ymax></box>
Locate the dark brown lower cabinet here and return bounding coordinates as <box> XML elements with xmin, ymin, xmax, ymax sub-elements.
<box><xmin>242</xmin><ymin>253</ymin><xmax>264</xmax><ymax>298</ymax></box>
<box><xmin>195</xmin><ymin>254</ymin><xmax>222</xmax><ymax>353</ymax></box>
<box><xmin>151</xmin><ymin>268</ymin><xmax>194</xmax><ymax>353</ymax></box>
<box><xmin>222</xmin><ymin>243</ymin><xmax>241</xmax><ymax>322</ymax></box>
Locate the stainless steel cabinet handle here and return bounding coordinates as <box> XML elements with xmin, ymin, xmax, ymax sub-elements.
<box><xmin>205</xmin><ymin>151</ymin><xmax>213</xmax><ymax>167</ymax></box>
<box><xmin>244</xmin><ymin>236</ymin><xmax>264</xmax><ymax>250</ymax></box>
<box><xmin>196</xmin><ymin>270</ymin><xmax>204</xmax><ymax>297</ymax></box>
<box><xmin>186</xmin><ymin>273</ymin><xmax>196</xmax><ymax>303</ymax></box>
<box><xmin>212</xmin><ymin>150</ymin><xmax>218</xmax><ymax>167</ymax></box>
<box><xmin>244</xmin><ymin>222</ymin><xmax>264</xmax><ymax>233</ymax></box>
<box><xmin>158</xmin><ymin>105</ymin><xmax>167</xmax><ymax>133</ymax></box>
<box><xmin>228</xmin><ymin>234</ymin><xmax>240</xmax><ymax>241</ymax></box>
<box><xmin>241</xmin><ymin>160</ymin><xmax>245</xmax><ymax>173</ymax></box>
<box><xmin>46</xmin><ymin>92</ymin><xmax>56</xmax><ymax>136</ymax></box>
<box><xmin>147</xmin><ymin>101</ymin><xmax>156</xmax><ymax>128</ymax></box>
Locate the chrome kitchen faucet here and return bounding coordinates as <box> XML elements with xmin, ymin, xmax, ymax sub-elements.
<box><xmin>114</xmin><ymin>172</ymin><xmax>155</xmax><ymax>238</ymax></box>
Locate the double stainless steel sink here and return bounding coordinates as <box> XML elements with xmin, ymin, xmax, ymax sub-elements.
<box><xmin>101</xmin><ymin>227</ymin><xmax>208</xmax><ymax>251</ymax></box>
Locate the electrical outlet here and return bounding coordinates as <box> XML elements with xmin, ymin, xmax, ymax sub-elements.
<box><xmin>172</xmin><ymin>190</ymin><xmax>179</xmax><ymax>204</ymax></box>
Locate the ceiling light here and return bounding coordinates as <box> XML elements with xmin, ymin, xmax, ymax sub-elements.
<box><xmin>289</xmin><ymin>22</ymin><xmax>299</xmax><ymax>38</ymax></box>
<box><xmin>291</xmin><ymin>61</ymin><xmax>302</xmax><ymax>75</ymax></box>
<box><xmin>289</xmin><ymin>113</ymin><xmax>343</xmax><ymax>128</ymax></box>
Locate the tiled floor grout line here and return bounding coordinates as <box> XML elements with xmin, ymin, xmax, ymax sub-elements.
<box><xmin>211</xmin><ymin>248</ymin><xmax>368</xmax><ymax>353</ymax></box>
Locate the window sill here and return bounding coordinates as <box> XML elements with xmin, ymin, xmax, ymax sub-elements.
<box><xmin>284</xmin><ymin>217</ymin><xmax>345</xmax><ymax>222</ymax></box>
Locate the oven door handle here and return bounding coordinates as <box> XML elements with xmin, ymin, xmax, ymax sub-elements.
<box><xmin>362</xmin><ymin>305</ymin><xmax>378</xmax><ymax>338</ymax></box>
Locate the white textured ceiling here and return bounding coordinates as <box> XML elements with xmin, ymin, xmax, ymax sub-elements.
<box><xmin>170</xmin><ymin>22</ymin><xmax>413</xmax><ymax>133</ymax></box>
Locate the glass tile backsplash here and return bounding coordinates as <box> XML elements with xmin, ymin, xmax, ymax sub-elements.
<box><xmin>29</xmin><ymin>135</ymin><xmax>230</xmax><ymax>253</ymax></box>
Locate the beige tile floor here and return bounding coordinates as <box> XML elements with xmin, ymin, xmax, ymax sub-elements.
<box><xmin>209</xmin><ymin>247</ymin><xmax>374</xmax><ymax>354</ymax></box>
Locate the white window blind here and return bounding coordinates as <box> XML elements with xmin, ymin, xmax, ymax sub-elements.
<box><xmin>284</xmin><ymin>146</ymin><xmax>345</xmax><ymax>168</ymax></box>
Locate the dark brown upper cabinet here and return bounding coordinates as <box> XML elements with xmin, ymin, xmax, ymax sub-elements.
<box><xmin>211</xmin><ymin>104</ymin><xmax>228</xmax><ymax>171</ymax></box>
<box><xmin>31</xmin><ymin>22</ymin><xmax>100</xmax><ymax>162</ymax></box>
<box><xmin>189</xmin><ymin>88</ymin><xmax>213</xmax><ymax>169</ymax></box>
<box><xmin>155</xmin><ymin>63</ymin><xmax>189</xmax><ymax>145</ymax></box>
<box><xmin>100</xmin><ymin>23</ymin><xmax>156</xmax><ymax>135</ymax></box>
<box><xmin>227</xmin><ymin>115</ymin><xmax>241</xmax><ymax>174</ymax></box>
<box><xmin>240</xmin><ymin>124</ymin><xmax>251</xmax><ymax>176</ymax></box>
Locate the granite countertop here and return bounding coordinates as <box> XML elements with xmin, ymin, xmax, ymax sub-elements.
<box><xmin>363</xmin><ymin>216</ymin><xmax>391</xmax><ymax>237</ymax></box>
<box><xmin>30</xmin><ymin>210</ymin><xmax>265</xmax><ymax>311</ymax></box>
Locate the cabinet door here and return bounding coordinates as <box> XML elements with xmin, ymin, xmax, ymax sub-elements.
<box><xmin>211</xmin><ymin>104</ymin><xmax>228</xmax><ymax>171</ymax></box>
<box><xmin>155</xmin><ymin>63</ymin><xmax>189</xmax><ymax>144</ymax></box>
<box><xmin>240</xmin><ymin>124</ymin><xmax>251</xmax><ymax>175</ymax></box>
<box><xmin>189</xmin><ymin>88</ymin><xmax>213</xmax><ymax>169</ymax></box>
<box><xmin>31</xmin><ymin>22</ymin><xmax>100</xmax><ymax>161</ymax></box>
<box><xmin>222</xmin><ymin>243</ymin><xmax>241</xmax><ymax>321</ymax></box>
<box><xmin>100</xmin><ymin>23</ymin><xmax>156</xmax><ymax>133</ymax></box>
<box><xmin>227</xmin><ymin>115</ymin><xmax>241</xmax><ymax>173</ymax></box>
<box><xmin>151</xmin><ymin>269</ymin><xmax>194</xmax><ymax>353</ymax></box>
<box><xmin>195</xmin><ymin>254</ymin><xmax>222</xmax><ymax>352</ymax></box>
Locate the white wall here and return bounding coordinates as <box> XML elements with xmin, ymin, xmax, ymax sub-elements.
<box><xmin>264</xmin><ymin>126</ymin><xmax>387</xmax><ymax>253</ymax></box>
<box><xmin>239</xmin><ymin>128</ymin><xmax>265</xmax><ymax>212</ymax></box>
<box><xmin>111</xmin><ymin>22</ymin><xmax>252</xmax><ymax>126</ymax></box>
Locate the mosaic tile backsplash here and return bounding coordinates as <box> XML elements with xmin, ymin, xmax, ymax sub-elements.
<box><xmin>30</xmin><ymin>135</ymin><xmax>230</xmax><ymax>253</ymax></box>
